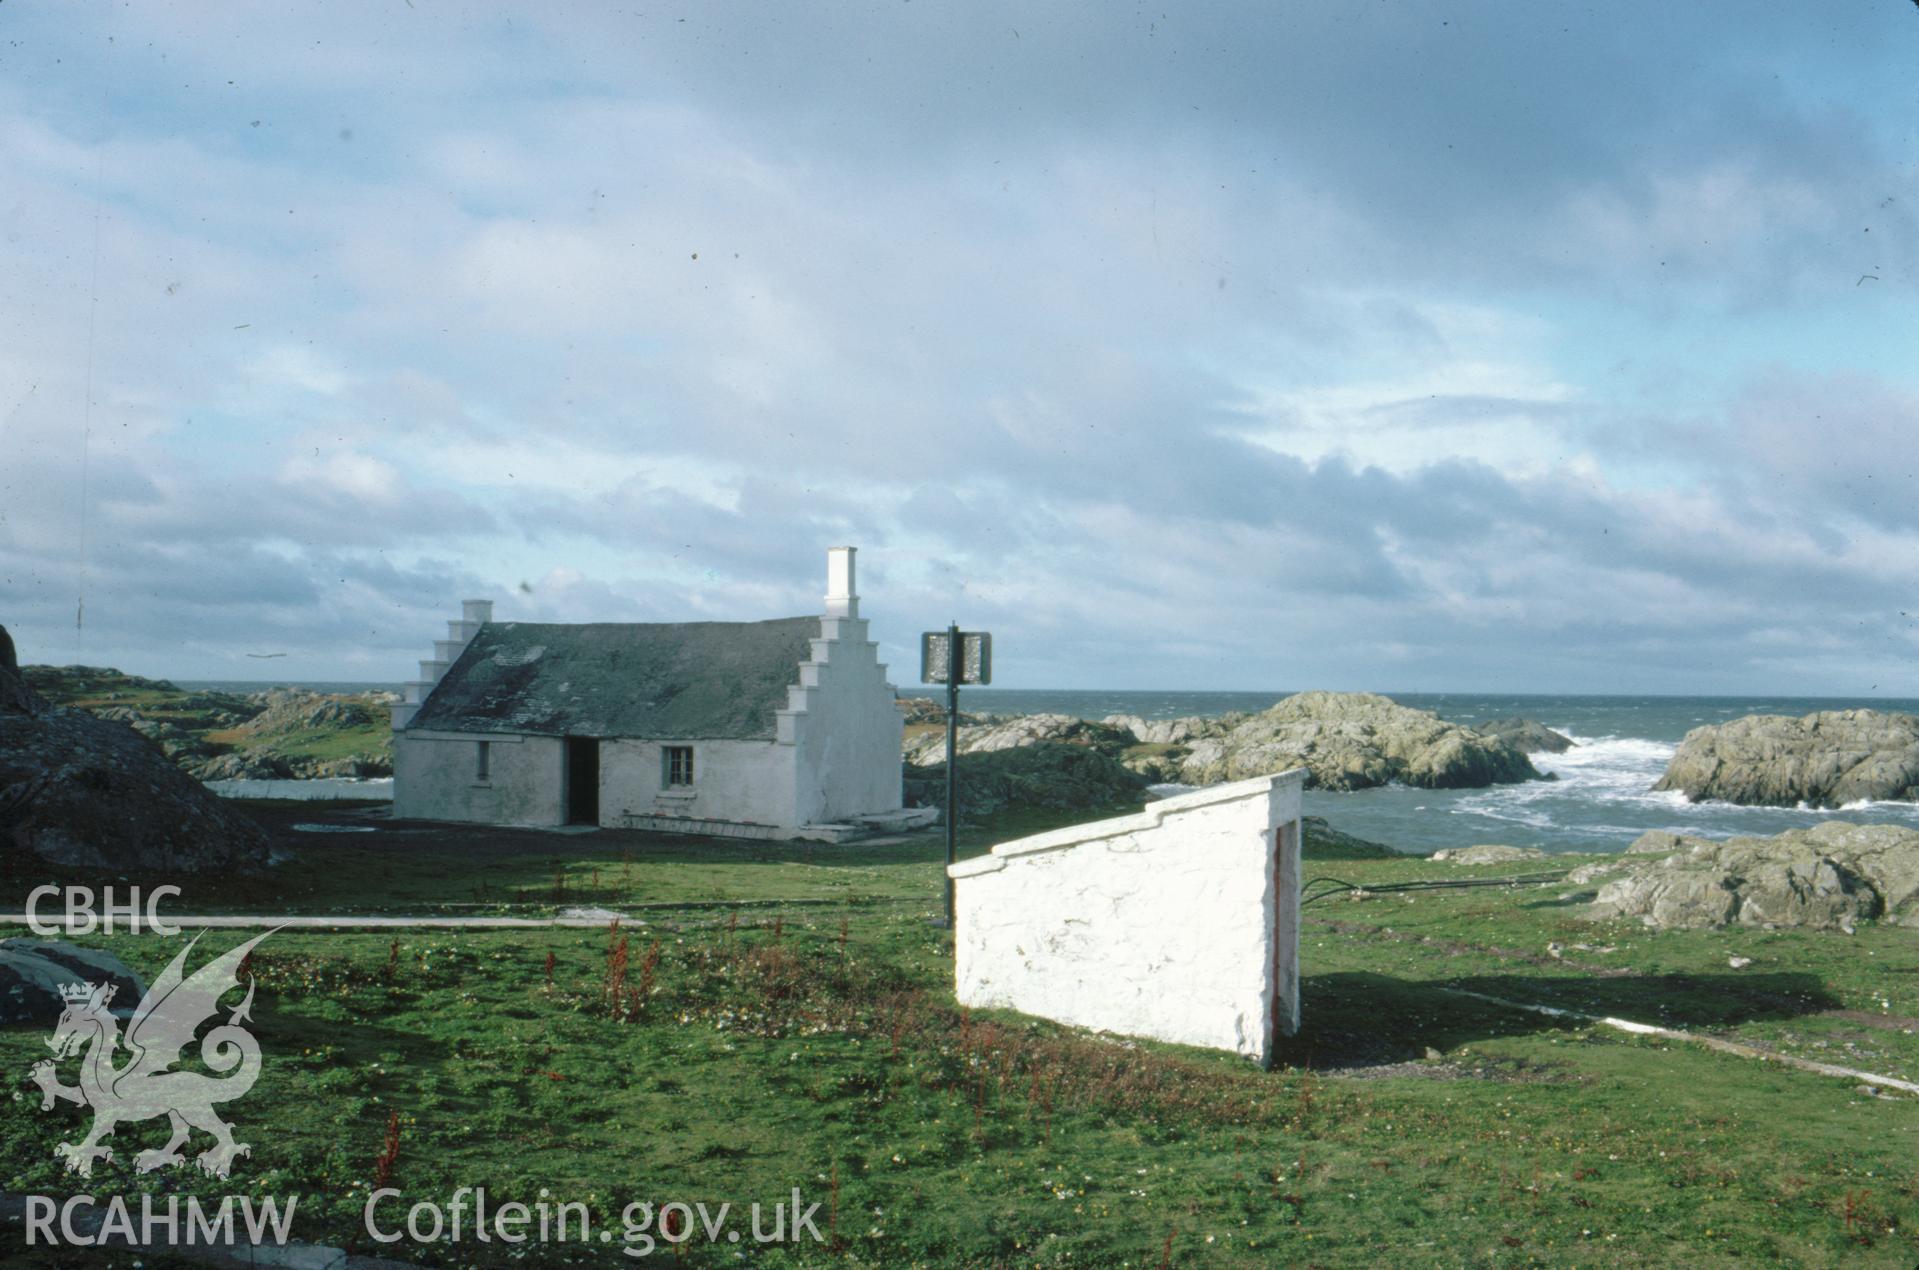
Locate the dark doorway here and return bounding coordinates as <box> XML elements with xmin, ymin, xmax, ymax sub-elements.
<box><xmin>566</xmin><ymin>737</ymin><xmax>600</xmax><ymax>825</ymax></box>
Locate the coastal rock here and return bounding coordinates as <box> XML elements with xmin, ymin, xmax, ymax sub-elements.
<box><xmin>904</xmin><ymin>742</ymin><xmax>1149</xmax><ymax>817</ymax></box>
<box><xmin>0</xmin><ymin>627</ymin><xmax>38</xmax><ymax>715</ymax></box>
<box><xmin>905</xmin><ymin>712</ymin><xmax>1136</xmax><ymax>766</ymax></box>
<box><xmin>1652</xmin><ymin>710</ymin><xmax>1919</xmax><ymax>809</ymax></box>
<box><xmin>1473</xmin><ymin>717</ymin><xmax>1575</xmax><ymax>755</ymax></box>
<box><xmin>310</xmin><ymin>756</ymin><xmax>392</xmax><ymax>779</ymax></box>
<box><xmin>189</xmin><ymin>750</ymin><xmax>297</xmax><ymax>781</ymax></box>
<box><xmin>1301</xmin><ymin>816</ymin><xmax>1400</xmax><ymax>860</ymax></box>
<box><xmin>1167</xmin><ymin>692</ymin><xmax>1540</xmax><ymax>791</ymax></box>
<box><xmin>936</xmin><ymin>695</ymin><xmax>1543</xmax><ymax>791</ymax></box>
<box><xmin>19</xmin><ymin>664</ymin><xmax>181</xmax><ymax>700</ymax></box>
<box><xmin>1587</xmin><ymin>822</ymin><xmax>1919</xmax><ymax>931</ymax></box>
<box><xmin>896</xmin><ymin>696</ymin><xmax>983</xmax><ymax>726</ymax></box>
<box><xmin>236</xmin><ymin>689</ymin><xmax>382</xmax><ymax>736</ymax></box>
<box><xmin>1431</xmin><ymin>844</ymin><xmax>1548</xmax><ymax>864</ymax></box>
<box><xmin>1102</xmin><ymin>713</ymin><xmax>1242</xmax><ymax>746</ymax></box>
<box><xmin>0</xmin><ymin>639</ymin><xmax>273</xmax><ymax>873</ymax></box>
<box><xmin>0</xmin><ymin>939</ymin><xmax>148</xmax><ymax>1025</ymax></box>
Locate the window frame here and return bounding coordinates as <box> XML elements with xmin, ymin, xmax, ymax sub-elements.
<box><xmin>662</xmin><ymin>745</ymin><xmax>695</xmax><ymax>787</ymax></box>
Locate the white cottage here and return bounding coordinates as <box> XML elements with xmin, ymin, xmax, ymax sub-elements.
<box><xmin>948</xmin><ymin>770</ymin><xmax>1304</xmax><ymax>1066</ymax></box>
<box><xmin>390</xmin><ymin>548</ymin><xmax>926</xmax><ymax>841</ymax></box>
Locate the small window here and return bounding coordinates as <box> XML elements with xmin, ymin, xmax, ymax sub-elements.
<box><xmin>475</xmin><ymin>740</ymin><xmax>490</xmax><ymax>782</ymax></box>
<box><xmin>663</xmin><ymin>746</ymin><xmax>694</xmax><ymax>787</ymax></box>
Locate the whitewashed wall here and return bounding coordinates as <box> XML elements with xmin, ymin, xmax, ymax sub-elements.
<box><xmin>949</xmin><ymin>771</ymin><xmax>1304</xmax><ymax>1065</ymax></box>
<box><xmin>788</xmin><ymin>616</ymin><xmax>905</xmax><ymax>826</ymax></box>
<box><xmin>601</xmin><ymin>738</ymin><xmax>795</xmax><ymax>831</ymax></box>
<box><xmin>392</xmin><ymin>731</ymin><xmax>566</xmax><ymax>826</ymax></box>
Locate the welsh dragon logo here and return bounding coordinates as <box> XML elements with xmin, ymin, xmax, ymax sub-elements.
<box><xmin>28</xmin><ymin>931</ymin><xmax>275</xmax><ymax>1179</ymax></box>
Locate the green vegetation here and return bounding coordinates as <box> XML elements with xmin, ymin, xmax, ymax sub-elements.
<box><xmin>203</xmin><ymin>720</ymin><xmax>390</xmax><ymax>767</ymax></box>
<box><xmin>2</xmin><ymin>803</ymin><xmax>1914</xmax><ymax>1265</ymax></box>
<box><xmin>21</xmin><ymin>665</ymin><xmax>393</xmax><ymax>778</ymax></box>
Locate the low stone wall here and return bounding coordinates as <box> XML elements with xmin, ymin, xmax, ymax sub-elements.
<box><xmin>949</xmin><ymin>770</ymin><xmax>1303</xmax><ymax>1066</ymax></box>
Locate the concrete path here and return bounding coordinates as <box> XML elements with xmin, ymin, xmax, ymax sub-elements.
<box><xmin>1444</xmin><ymin>986</ymin><xmax>1919</xmax><ymax>1096</ymax></box>
<box><xmin>1</xmin><ymin>912</ymin><xmax>647</xmax><ymax>931</ymax></box>
<box><xmin>0</xmin><ymin>895</ymin><xmax>920</xmax><ymax>933</ymax></box>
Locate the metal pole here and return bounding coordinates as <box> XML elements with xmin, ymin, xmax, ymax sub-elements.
<box><xmin>944</xmin><ymin>621</ymin><xmax>960</xmax><ymax>931</ymax></box>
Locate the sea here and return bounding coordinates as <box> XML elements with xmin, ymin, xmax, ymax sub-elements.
<box><xmin>187</xmin><ymin>681</ymin><xmax>1919</xmax><ymax>856</ymax></box>
<box><xmin>897</xmin><ymin>688</ymin><xmax>1919</xmax><ymax>856</ymax></box>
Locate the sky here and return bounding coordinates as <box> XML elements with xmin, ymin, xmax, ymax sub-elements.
<box><xmin>2</xmin><ymin>1</ymin><xmax>1917</xmax><ymax>695</ymax></box>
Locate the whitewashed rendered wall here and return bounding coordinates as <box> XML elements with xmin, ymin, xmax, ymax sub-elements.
<box><xmin>392</xmin><ymin>731</ymin><xmax>566</xmax><ymax>826</ymax></box>
<box><xmin>949</xmin><ymin>771</ymin><xmax>1304</xmax><ymax>1066</ymax></box>
<box><xmin>600</xmin><ymin>738</ymin><xmax>795</xmax><ymax>831</ymax></box>
<box><xmin>787</xmin><ymin>615</ymin><xmax>905</xmax><ymax>826</ymax></box>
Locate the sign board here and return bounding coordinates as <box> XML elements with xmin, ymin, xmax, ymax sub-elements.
<box><xmin>920</xmin><ymin>631</ymin><xmax>991</xmax><ymax>685</ymax></box>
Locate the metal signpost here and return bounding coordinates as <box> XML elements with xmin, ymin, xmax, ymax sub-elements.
<box><xmin>921</xmin><ymin>623</ymin><xmax>991</xmax><ymax>930</ymax></box>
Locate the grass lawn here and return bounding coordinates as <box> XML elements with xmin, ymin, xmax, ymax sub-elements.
<box><xmin>2</xmin><ymin>801</ymin><xmax>1915</xmax><ymax>1265</ymax></box>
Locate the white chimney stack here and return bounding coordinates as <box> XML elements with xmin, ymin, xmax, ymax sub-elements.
<box><xmin>825</xmin><ymin>546</ymin><xmax>858</xmax><ymax>620</ymax></box>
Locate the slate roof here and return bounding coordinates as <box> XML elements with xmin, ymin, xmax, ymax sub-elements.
<box><xmin>407</xmin><ymin>617</ymin><xmax>819</xmax><ymax>740</ymax></box>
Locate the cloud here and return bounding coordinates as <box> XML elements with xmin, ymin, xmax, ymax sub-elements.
<box><xmin>1</xmin><ymin>3</ymin><xmax>1917</xmax><ymax>693</ymax></box>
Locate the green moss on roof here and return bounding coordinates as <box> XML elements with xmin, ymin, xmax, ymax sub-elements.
<box><xmin>406</xmin><ymin>617</ymin><xmax>819</xmax><ymax>740</ymax></box>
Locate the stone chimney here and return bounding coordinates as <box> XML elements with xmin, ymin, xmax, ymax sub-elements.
<box><xmin>825</xmin><ymin>546</ymin><xmax>858</xmax><ymax>620</ymax></box>
<box><xmin>778</xmin><ymin>547</ymin><xmax>886</xmax><ymax>748</ymax></box>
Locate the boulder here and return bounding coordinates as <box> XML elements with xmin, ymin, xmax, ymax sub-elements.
<box><xmin>1431</xmin><ymin>844</ymin><xmax>1548</xmax><ymax>864</ymax></box>
<box><xmin>0</xmin><ymin>939</ymin><xmax>148</xmax><ymax>1025</ymax></box>
<box><xmin>1</xmin><ymin>633</ymin><xmax>273</xmax><ymax>873</ymax></box>
<box><xmin>1473</xmin><ymin>717</ymin><xmax>1575</xmax><ymax>755</ymax></box>
<box><xmin>1167</xmin><ymin>692</ymin><xmax>1540</xmax><ymax>791</ymax></box>
<box><xmin>1653</xmin><ymin>710</ymin><xmax>1919</xmax><ymax>808</ymax></box>
<box><xmin>904</xmin><ymin>743</ymin><xmax>1150</xmax><ymax>818</ymax></box>
<box><xmin>1588</xmin><ymin>822</ymin><xmax>1919</xmax><ymax>931</ymax></box>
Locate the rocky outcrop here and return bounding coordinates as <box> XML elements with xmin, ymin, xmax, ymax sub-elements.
<box><xmin>1587</xmin><ymin>823</ymin><xmax>1919</xmax><ymax>932</ymax></box>
<box><xmin>19</xmin><ymin>664</ymin><xmax>185</xmax><ymax>702</ymax></box>
<box><xmin>1102</xmin><ymin>713</ymin><xmax>1248</xmax><ymax>747</ymax></box>
<box><xmin>1431</xmin><ymin>844</ymin><xmax>1548</xmax><ymax>864</ymax></box>
<box><xmin>0</xmin><ymin>939</ymin><xmax>147</xmax><ymax>1025</ymax></box>
<box><xmin>906</xmin><ymin>694</ymin><xmax>1544</xmax><ymax>792</ymax></box>
<box><xmin>1300</xmin><ymin>816</ymin><xmax>1399</xmax><ymax>860</ymax></box>
<box><xmin>191</xmin><ymin>750</ymin><xmax>298</xmax><ymax>781</ymax></box>
<box><xmin>905</xmin><ymin>712</ymin><xmax>1136</xmax><ymax>766</ymax></box>
<box><xmin>1127</xmin><ymin>692</ymin><xmax>1541</xmax><ymax>791</ymax></box>
<box><xmin>897</xmin><ymin>696</ymin><xmax>983</xmax><ymax>726</ymax></box>
<box><xmin>1653</xmin><ymin>710</ymin><xmax>1919</xmax><ymax>809</ymax></box>
<box><xmin>233</xmin><ymin>689</ymin><xmax>383</xmax><ymax>737</ymax></box>
<box><xmin>0</xmin><ymin>627</ymin><xmax>35</xmax><ymax>714</ymax></box>
<box><xmin>24</xmin><ymin>667</ymin><xmax>397</xmax><ymax>783</ymax></box>
<box><xmin>1</xmin><ymin>634</ymin><xmax>274</xmax><ymax>873</ymax></box>
<box><xmin>1473</xmin><ymin>717</ymin><xmax>1575</xmax><ymax>755</ymax></box>
<box><xmin>185</xmin><ymin>750</ymin><xmax>392</xmax><ymax>781</ymax></box>
<box><xmin>904</xmin><ymin>743</ymin><xmax>1149</xmax><ymax>818</ymax></box>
